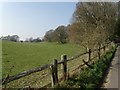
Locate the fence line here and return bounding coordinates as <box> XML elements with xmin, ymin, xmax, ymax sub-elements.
<box><xmin>1</xmin><ymin>43</ymin><xmax>112</xmax><ymax>87</ymax></box>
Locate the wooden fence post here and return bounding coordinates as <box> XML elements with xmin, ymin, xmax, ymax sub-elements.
<box><xmin>98</xmin><ymin>46</ymin><xmax>101</xmax><ymax>59</ymax></box>
<box><xmin>49</xmin><ymin>59</ymin><xmax>58</xmax><ymax>87</ymax></box>
<box><xmin>88</xmin><ymin>49</ymin><xmax>91</xmax><ymax>61</ymax></box>
<box><xmin>61</xmin><ymin>55</ymin><xmax>63</xmax><ymax>69</ymax></box>
<box><xmin>103</xmin><ymin>46</ymin><xmax>106</xmax><ymax>52</ymax></box>
<box><xmin>62</xmin><ymin>55</ymin><xmax>67</xmax><ymax>81</ymax></box>
<box><xmin>49</xmin><ymin>65</ymin><xmax>55</xmax><ymax>87</ymax></box>
<box><xmin>103</xmin><ymin>46</ymin><xmax>105</xmax><ymax>51</ymax></box>
<box><xmin>53</xmin><ymin>59</ymin><xmax>58</xmax><ymax>84</ymax></box>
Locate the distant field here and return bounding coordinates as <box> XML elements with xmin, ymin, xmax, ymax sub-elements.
<box><xmin>2</xmin><ymin>41</ymin><xmax>85</xmax><ymax>78</ymax></box>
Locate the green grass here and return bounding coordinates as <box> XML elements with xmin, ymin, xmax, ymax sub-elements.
<box><xmin>2</xmin><ymin>41</ymin><xmax>85</xmax><ymax>78</ymax></box>
<box><xmin>58</xmin><ymin>46</ymin><xmax>116</xmax><ymax>88</ymax></box>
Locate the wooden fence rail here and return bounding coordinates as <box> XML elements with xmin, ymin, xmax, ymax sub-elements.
<box><xmin>1</xmin><ymin>43</ymin><xmax>112</xmax><ymax>87</ymax></box>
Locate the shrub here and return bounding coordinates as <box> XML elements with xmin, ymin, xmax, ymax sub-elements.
<box><xmin>59</xmin><ymin>45</ymin><xmax>117</xmax><ymax>88</ymax></box>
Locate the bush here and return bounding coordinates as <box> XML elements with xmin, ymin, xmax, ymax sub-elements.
<box><xmin>59</xmin><ymin>45</ymin><xmax>117</xmax><ymax>89</ymax></box>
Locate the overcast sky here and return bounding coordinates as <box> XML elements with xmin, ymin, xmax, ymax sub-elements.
<box><xmin>0</xmin><ymin>2</ymin><xmax>76</xmax><ymax>40</ymax></box>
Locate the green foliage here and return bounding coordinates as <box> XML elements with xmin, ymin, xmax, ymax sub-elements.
<box><xmin>60</xmin><ymin>46</ymin><xmax>116</xmax><ymax>88</ymax></box>
<box><xmin>44</xmin><ymin>25</ymin><xmax>68</xmax><ymax>44</ymax></box>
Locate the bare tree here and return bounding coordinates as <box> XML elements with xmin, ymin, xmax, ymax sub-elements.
<box><xmin>69</xmin><ymin>2</ymin><xmax>118</xmax><ymax>51</ymax></box>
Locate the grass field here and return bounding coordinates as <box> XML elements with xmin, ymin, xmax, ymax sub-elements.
<box><xmin>2</xmin><ymin>41</ymin><xmax>85</xmax><ymax>78</ymax></box>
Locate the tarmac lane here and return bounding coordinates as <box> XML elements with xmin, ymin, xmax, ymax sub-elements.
<box><xmin>103</xmin><ymin>45</ymin><xmax>120</xmax><ymax>90</ymax></box>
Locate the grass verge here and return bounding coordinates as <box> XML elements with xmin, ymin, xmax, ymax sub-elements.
<box><xmin>57</xmin><ymin>45</ymin><xmax>117</xmax><ymax>89</ymax></box>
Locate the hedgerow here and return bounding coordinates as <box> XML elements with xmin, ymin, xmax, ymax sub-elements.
<box><xmin>58</xmin><ymin>45</ymin><xmax>117</xmax><ymax>89</ymax></box>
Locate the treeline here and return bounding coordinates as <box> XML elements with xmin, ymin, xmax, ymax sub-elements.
<box><xmin>44</xmin><ymin>2</ymin><xmax>120</xmax><ymax>51</ymax></box>
<box><xmin>44</xmin><ymin>25</ymin><xmax>69</xmax><ymax>44</ymax></box>
<box><xmin>1</xmin><ymin>2</ymin><xmax>120</xmax><ymax>48</ymax></box>
<box><xmin>0</xmin><ymin>35</ymin><xmax>42</xmax><ymax>42</ymax></box>
<box><xmin>0</xmin><ymin>35</ymin><xmax>19</xmax><ymax>42</ymax></box>
<box><xmin>24</xmin><ymin>37</ymin><xmax>42</xmax><ymax>42</ymax></box>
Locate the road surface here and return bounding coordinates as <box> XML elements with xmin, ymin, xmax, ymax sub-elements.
<box><xmin>103</xmin><ymin>45</ymin><xmax>120</xmax><ymax>89</ymax></box>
